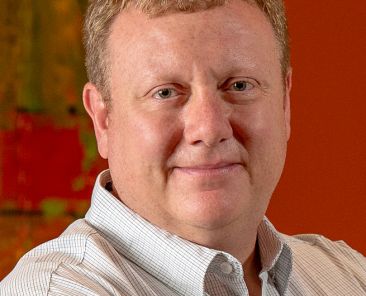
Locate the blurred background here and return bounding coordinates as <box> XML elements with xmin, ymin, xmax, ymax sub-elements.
<box><xmin>0</xmin><ymin>0</ymin><xmax>365</xmax><ymax>280</ymax></box>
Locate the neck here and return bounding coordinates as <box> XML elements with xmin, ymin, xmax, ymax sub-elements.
<box><xmin>243</xmin><ymin>240</ymin><xmax>262</xmax><ymax>295</ymax></box>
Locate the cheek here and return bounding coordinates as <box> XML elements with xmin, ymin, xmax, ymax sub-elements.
<box><xmin>236</xmin><ymin>103</ymin><xmax>287</xmax><ymax>172</ymax></box>
<box><xmin>137</xmin><ymin>113</ymin><xmax>183</xmax><ymax>161</ymax></box>
<box><xmin>109</xmin><ymin>110</ymin><xmax>182</xmax><ymax>168</ymax></box>
<box><xmin>242</xmin><ymin>100</ymin><xmax>287</xmax><ymax>143</ymax></box>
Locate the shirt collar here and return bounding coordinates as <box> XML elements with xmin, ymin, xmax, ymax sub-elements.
<box><xmin>86</xmin><ymin>170</ymin><xmax>292</xmax><ymax>295</ymax></box>
<box><xmin>257</xmin><ymin>218</ymin><xmax>293</xmax><ymax>294</ymax></box>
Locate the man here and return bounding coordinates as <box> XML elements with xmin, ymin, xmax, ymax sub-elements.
<box><xmin>1</xmin><ymin>0</ymin><xmax>365</xmax><ymax>295</ymax></box>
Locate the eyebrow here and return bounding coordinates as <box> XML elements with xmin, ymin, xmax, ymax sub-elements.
<box><xmin>134</xmin><ymin>53</ymin><xmax>271</xmax><ymax>88</ymax></box>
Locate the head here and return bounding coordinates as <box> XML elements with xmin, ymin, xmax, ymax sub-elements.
<box><xmin>82</xmin><ymin>0</ymin><xmax>292</xmax><ymax>246</ymax></box>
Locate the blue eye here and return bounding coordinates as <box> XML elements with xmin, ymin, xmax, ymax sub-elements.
<box><xmin>153</xmin><ymin>88</ymin><xmax>178</xmax><ymax>99</ymax></box>
<box><xmin>231</xmin><ymin>81</ymin><xmax>254</xmax><ymax>91</ymax></box>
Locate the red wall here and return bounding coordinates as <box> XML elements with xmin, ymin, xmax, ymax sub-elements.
<box><xmin>268</xmin><ymin>0</ymin><xmax>366</xmax><ymax>254</ymax></box>
<box><xmin>0</xmin><ymin>0</ymin><xmax>364</xmax><ymax>264</ymax></box>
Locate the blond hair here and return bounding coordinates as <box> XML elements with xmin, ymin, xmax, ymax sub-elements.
<box><xmin>83</xmin><ymin>0</ymin><xmax>290</xmax><ymax>102</ymax></box>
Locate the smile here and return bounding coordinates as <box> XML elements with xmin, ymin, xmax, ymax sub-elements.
<box><xmin>174</xmin><ymin>163</ymin><xmax>242</xmax><ymax>177</ymax></box>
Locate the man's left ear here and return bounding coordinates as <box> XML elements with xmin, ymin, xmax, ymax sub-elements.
<box><xmin>82</xmin><ymin>82</ymin><xmax>109</xmax><ymax>159</ymax></box>
<box><xmin>284</xmin><ymin>68</ymin><xmax>292</xmax><ymax>141</ymax></box>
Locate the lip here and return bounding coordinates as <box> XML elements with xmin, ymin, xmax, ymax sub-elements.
<box><xmin>174</xmin><ymin>163</ymin><xmax>242</xmax><ymax>177</ymax></box>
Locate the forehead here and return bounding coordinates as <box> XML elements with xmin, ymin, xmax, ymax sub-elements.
<box><xmin>107</xmin><ymin>0</ymin><xmax>280</xmax><ymax>81</ymax></box>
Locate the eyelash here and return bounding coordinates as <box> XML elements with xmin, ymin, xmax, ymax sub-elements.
<box><xmin>152</xmin><ymin>88</ymin><xmax>179</xmax><ymax>100</ymax></box>
<box><xmin>151</xmin><ymin>79</ymin><xmax>257</xmax><ymax>100</ymax></box>
<box><xmin>226</xmin><ymin>80</ymin><xmax>255</xmax><ymax>92</ymax></box>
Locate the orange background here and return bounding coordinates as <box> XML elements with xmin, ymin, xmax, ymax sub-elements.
<box><xmin>0</xmin><ymin>0</ymin><xmax>365</xmax><ymax>280</ymax></box>
<box><xmin>268</xmin><ymin>0</ymin><xmax>366</xmax><ymax>254</ymax></box>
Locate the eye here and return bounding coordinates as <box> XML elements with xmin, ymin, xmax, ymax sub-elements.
<box><xmin>153</xmin><ymin>88</ymin><xmax>178</xmax><ymax>100</ymax></box>
<box><xmin>230</xmin><ymin>80</ymin><xmax>254</xmax><ymax>92</ymax></box>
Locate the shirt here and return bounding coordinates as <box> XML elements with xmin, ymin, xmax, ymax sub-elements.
<box><xmin>1</xmin><ymin>170</ymin><xmax>365</xmax><ymax>296</ymax></box>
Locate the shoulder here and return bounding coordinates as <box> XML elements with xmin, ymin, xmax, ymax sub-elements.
<box><xmin>1</xmin><ymin>219</ymin><xmax>174</xmax><ymax>296</ymax></box>
<box><xmin>0</xmin><ymin>219</ymin><xmax>102</xmax><ymax>296</ymax></box>
<box><xmin>284</xmin><ymin>233</ymin><xmax>366</xmax><ymax>270</ymax></box>
<box><xmin>281</xmin><ymin>233</ymin><xmax>366</xmax><ymax>293</ymax></box>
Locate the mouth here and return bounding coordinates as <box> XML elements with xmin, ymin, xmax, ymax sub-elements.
<box><xmin>173</xmin><ymin>163</ymin><xmax>242</xmax><ymax>177</ymax></box>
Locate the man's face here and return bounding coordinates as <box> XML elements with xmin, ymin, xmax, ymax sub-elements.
<box><xmin>88</xmin><ymin>0</ymin><xmax>291</xmax><ymax>238</ymax></box>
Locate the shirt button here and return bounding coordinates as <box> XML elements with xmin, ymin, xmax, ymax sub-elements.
<box><xmin>220</xmin><ymin>262</ymin><xmax>233</xmax><ymax>275</ymax></box>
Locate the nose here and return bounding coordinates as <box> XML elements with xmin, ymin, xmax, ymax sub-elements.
<box><xmin>182</xmin><ymin>91</ymin><xmax>233</xmax><ymax>147</ymax></box>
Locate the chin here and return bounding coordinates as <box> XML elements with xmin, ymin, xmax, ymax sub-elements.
<box><xmin>174</xmin><ymin>190</ymin><xmax>250</xmax><ymax>231</ymax></box>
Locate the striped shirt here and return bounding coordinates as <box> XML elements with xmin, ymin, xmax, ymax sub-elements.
<box><xmin>1</xmin><ymin>170</ymin><xmax>365</xmax><ymax>295</ymax></box>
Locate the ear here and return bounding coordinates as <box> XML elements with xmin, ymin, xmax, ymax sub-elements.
<box><xmin>83</xmin><ymin>82</ymin><xmax>109</xmax><ymax>159</ymax></box>
<box><xmin>284</xmin><ymin>68</ymin><xmax>292</xmax><ymax>141</ymax></box>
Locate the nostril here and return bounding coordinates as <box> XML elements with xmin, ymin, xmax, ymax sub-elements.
<box><xmin>191</xmin><ymin>136</ymin><xmax>228</xmax><ymax>148</ymax></box>
<box><xmin>183</xmin><ymin>98</ymin><xmax>233</xmax><ymax>147</ymax></box>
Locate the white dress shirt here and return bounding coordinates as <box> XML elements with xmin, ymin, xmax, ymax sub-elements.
<box><xmin>1</xmin><ymin>170</ymin><xmax>365</xmax><ymax>295</ymax></box>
